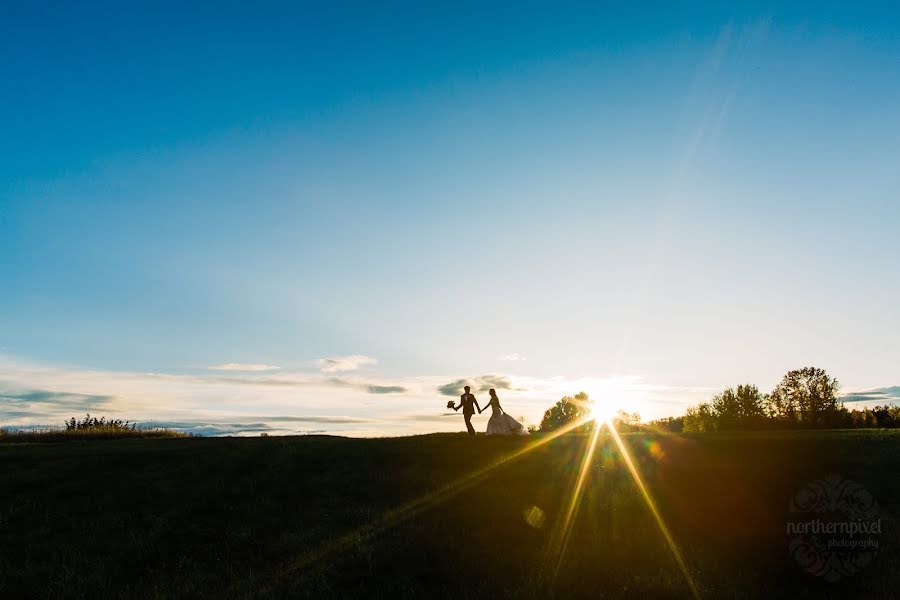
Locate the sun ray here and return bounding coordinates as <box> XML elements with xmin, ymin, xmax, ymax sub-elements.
<box><xmin>549</xmin><ymin>418</ymin><xmax>604</xmax><ymax>576</ymax></box>
<box><xmin>254</xmin><ymin>411</ymin><xmax>699</xmax><ymax>599</ymax></box>
<box><xmin>607</xmin><ymin>423</ymin><xmax>701</xmax><ymax>599</ymax></box>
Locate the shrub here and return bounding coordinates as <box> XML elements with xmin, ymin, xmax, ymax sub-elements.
<box><xmin>0</xmin><ymin>416</ymin><xmax>187</xmax><ymax>443</ymax></box>
<box><xmin>66</xmin><ymin>414</ymin><xmax>136</xmax><ymax>432</ymax></box>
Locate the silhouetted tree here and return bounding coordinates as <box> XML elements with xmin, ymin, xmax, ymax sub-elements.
<box><xmin>712</xmin><ymin>389</ymin><xmax>740</xmax><ymax>430</ymax></box>
<box><xmin>870</xmin><ymin>405</ymin><xmax>900</xmax><ymax>428</ymax></box>
<box><xmin>712</xmin><ymin>384</ymin><xmax>767</xmax><ymax>429</ymax></box>
<box><xmin>845</xmin><ymin>405</ymin><xmax>900</xmax><ymax>428</ymax></box>
<box><xmin>540</xmin><ymin>392</ymin><xmax>592</xmax><ymax>432</ymax></box>
<box><xmin>766</xmin><ymin>367</ymin><xmax>846</xmax><ymax>428</ymax></box>
<box><xmin>611</xmin><ymin>409</ymin><xmax>642</xmax><ymax>432</ymax></box>
<box><xmin>683</xmin><ymin>402</ymin><xmax>717</xmax><ymax>432</ymax></box>
<box><xmin>648</xmin><ymin>416</ymin><xmax>684</xmax><ymax>433</ymax></box>
<box><xmin>668</xmin><ymin>369</ymin><xmax>896</xmax><ymax>432</ymax></box>
<box><xmin>850</xmin><ymin>407</ymin><xmax>878</xmax><ymax>428</ymax></box>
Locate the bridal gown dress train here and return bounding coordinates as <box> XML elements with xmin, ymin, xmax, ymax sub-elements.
<box><xmin>486</xmin><ymin>407</ymin><xmax>527</xmax><ymax>435</ymax></box>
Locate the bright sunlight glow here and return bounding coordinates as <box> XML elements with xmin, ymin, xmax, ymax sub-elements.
<box><xmin>588</xmin><ymin>398</ymin><xmax>618</xmax><ymax>424</ymax></box>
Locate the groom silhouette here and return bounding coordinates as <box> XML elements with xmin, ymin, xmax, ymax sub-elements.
<box><xmin>455</xmin><ymin>385</ymin><xmax>481</xmax><ymax>436</ymax></box>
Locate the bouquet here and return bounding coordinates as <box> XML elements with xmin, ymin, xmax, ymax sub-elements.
<box><xmin>446</xmin><ymin>400</ymin><xmax>456</xmax><ymax>410</ymax></box>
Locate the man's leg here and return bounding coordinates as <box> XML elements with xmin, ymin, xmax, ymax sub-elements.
<box><xmin>464</xmin><ymin>412</ymin><xmax>476</xmax><ymax>435</ymax></box>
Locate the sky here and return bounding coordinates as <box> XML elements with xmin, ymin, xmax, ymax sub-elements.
<box><xmin>2</xmin><ymin>2</ymin><xmax>899</xmax><ymax>436</ymax></box>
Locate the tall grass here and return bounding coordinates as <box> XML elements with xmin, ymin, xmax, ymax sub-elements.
<box><xmin>0</xmin><ymin>414</ymin><xmax>188</xmax><ymax>442</ymax></box>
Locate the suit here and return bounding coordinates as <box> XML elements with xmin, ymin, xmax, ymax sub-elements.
<box><xmin>459</xmin><ymin>392</ymin><xmax>480</xmax><ymax>435</ymax></box>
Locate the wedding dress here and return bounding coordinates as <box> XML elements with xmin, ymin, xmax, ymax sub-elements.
<box><xmin>486</xmin><ymin>402</ymin><xmax>527</xmax><ymax>436</ymax></box>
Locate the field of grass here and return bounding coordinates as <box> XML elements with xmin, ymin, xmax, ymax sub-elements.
<box><xmin>0</xmin><ymin>427</ymin><xmax>187</xmax><ymax>443</ymax></box>
<box><xmin>1</xmin><ymin>429</ymin><xmax>897</xmax><ymax>598</ymax></box>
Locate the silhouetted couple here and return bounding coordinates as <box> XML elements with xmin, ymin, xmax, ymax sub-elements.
<box><xmin>453</xmin><ymin>386</ymin><xmax>526</xmax><ymax>436</ymax></box>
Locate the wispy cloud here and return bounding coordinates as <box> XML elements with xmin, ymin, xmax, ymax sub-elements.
<box><xmin>842</xmin><ymin>386</ymin><xmax>900</xmax><ymax>404</ymax></box>
<box><xmin>0</xmin><ymin>389</ymin><xmax>114</xmax><ymax>423</ymax></box>
<box><xmin>211</xmin><ymin>377</ymin><xmax>309</xmax><ymax>387</ymax></box>
<box><xmin>500</xmin><ymin>353</ymin><xmax>526</xmax><ymax>361</ymax></box>
<box><xmin>208</xmin><ymin>363</ymin><xmax>281</xmax><ymax>372</ymax></box>
<box><xmin>437</xmin><ymin>374</ymin><xmax>517</xmax><ymax>397</ymax></box>
<box><xmin>326</xmin><ymin>378</ymin><xmax>408</xmax><ymax>395</ymax></box>
<box><xmin>366</xmin><ymin>385</ymin><xmax>407</xmax><ymax>394</ymax></box>
<box><xmin>262</xmin><ymin>415</ymin><xmax>376</xmax><ymax>424</ymax></box>
<box><xmin>316</xmin><ymin>355</ymin><xmax>377</xmax><ymax>373</ymax></box>
<box><xmin>138</xmin><ymin>415</ymin><xmax>377</xmax><ymax>437</ymax></box>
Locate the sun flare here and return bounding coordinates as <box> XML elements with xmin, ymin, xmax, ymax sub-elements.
<box><xmin>588</xmin><ymin>399</ymin><xmax>617</xmax><ymax>424</ymax></box>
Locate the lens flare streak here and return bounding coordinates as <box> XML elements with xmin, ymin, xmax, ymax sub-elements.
<box><xmin>550</xmin><ymin>418</ymin><xmax>603</xmax><ymax>575</ymax></box>
<box><xmin>256</xmin><ymin>415</ymin><xmax>699</xmax><ymax>599</ymax></box>
<box><xmin>607</xmin><ymin>423</ymin><xmax>701</xmax><ymax>599</ymax></box>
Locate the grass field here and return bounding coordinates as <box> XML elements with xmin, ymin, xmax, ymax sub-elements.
<box><xmin>0</xmin><ymin>428</ymin><xmax>187</xmax><ymax>443</ymax></box>
<box><xmin>1</xmin><ymin>430</ymin><xmax>897</xmax><ymax>598</ymax></box>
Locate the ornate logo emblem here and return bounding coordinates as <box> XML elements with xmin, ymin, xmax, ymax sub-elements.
<box><xmin>786</xmin><ymin>473</ymin><xmax>881</xmax><ymax>582</ymax></box>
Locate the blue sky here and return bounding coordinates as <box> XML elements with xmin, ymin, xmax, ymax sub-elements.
<box><xmin>2</xmin><ymin>2</ymin><xmax>899</xmax><ymax>435</ymax></box>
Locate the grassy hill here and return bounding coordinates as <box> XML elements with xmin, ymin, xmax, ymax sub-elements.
<box><xmin>1</xmin><ymin>430</ymin><xmax>898</xmax><ymax>598</ymax></box>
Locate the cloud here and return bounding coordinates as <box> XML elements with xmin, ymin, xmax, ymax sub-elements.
<box><xmin>842</xmin><ymin>386</ymin><xmax>900</xmax><ymax>404</ymax></box>
<box><xmin>208</xmin><ymin>363</ymin><xmax>281</xmax><ymax>371</ymax></box>
<box><xmin>366</xmin><ymin>385</ymin><xmax>407</xmax><ymax>394</ymax></box>
<box><xmin>0</xmin><ymin>410</ymin><xmax>45</xmax><ymax>419</ymax></box>
<box><xmin>0</xmin><ymin>354</ymin><xmax>727</xmax><ymax>435</ymax></box>
<box><xmin>262</xmin><ymin>415</ymin><xmax>376</xmax><ymax>424</ymax></box>
<box><xmin>0</xmin><ymin>355</ymin><xmax>418</xmax><ymax>436</ymax></box>
<box><xmin>207</xmin><ymin>375</ymin><xmax>407</xmax><ymax>395</ymax></box>
<box><xmin>316</xmin><ymin>355</ymin><xmax>377</xmax><ymax>373</ymax></box>
<box><xmin>211</xmin><ymin>377</ymin><xmax>306</xmax><ymax>387</ymax></box>
<box><xmin>437</xmin><ymin>374</ymin><xmax>516</xmax><ymax>397</ymax></box>
<box><xmin>0</xmin><ymin>389</ymin><xmax>115</xmax><ymax>424</ymax></box>
<box><xmin>168</xmin><ymin>373</ymin><xmax>408</xmax><ymax>395</ymax></box>
<box><xmin>501</xmin><ymin>353</ymin><xmax>526</xmax><ymax>361</ymax></box>
<box><xmin>141</xmin><ymin>421</ymin><xmax>275</xmax><ymax>436</ymax></box>
<box><xmin>326</xmin><ymin>378</ymin><xmax>408</xmax><ymax>394</ymax></box>
<box><xmin>1</xmin><ymin>389</ymin><xmax>113</xmax><ymax>409</ymax></box>
<box><xmin>138</xmin><ymin>415</ymin><xmax>377</xmax><ymax>436</ymax></box>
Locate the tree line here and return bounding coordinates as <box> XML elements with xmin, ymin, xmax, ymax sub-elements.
<box><xmin>651</xmin><ymin>367</ymin><xmax>900</xmax><ymax>432</ymax></box>
<box><xmin>538</xmin><ymin>391</ymin><xmax>643</xmax><ymax>433</ymax></box>
<box><xmin>536</xmin><ymin>367</ymin><xmax>899</xmax><ymax>433</ymax></box>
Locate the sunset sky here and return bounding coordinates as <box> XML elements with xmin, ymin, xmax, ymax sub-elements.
<box><xmin>2</xmin><ymin>2</ymin><xmax>899</xmax><ymax>435</ymax></box>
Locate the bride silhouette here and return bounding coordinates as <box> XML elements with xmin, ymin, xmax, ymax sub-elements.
<box><xmin>480</xmin><ymin>388</ymin><xmax>527</xmax><ymax>435</ymax></box>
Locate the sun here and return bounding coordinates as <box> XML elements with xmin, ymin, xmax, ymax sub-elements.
<box><xmin>588</xmin><ymin>398</ymin><xmax>618</xmax><ymax>424</ymax></box>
